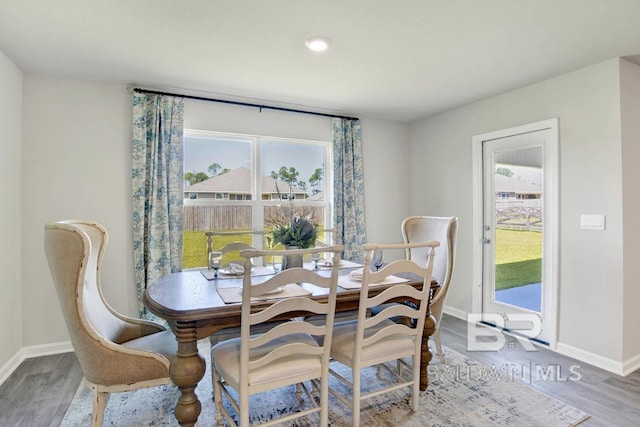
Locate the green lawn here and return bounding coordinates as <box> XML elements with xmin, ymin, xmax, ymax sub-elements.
<box><xmin>184</xmin><ymin>228</ymin><xmax>542</xmax><ymax>291</ymax></box>
<box><xmin>182</xmin><ymin>228</ymin><xmax>333</xmax><ymax>269</ymax></box>
<box><xmin>495</xmin><ymin>229</ymin><xmax>542</xmax><ymax>290</ymax></box>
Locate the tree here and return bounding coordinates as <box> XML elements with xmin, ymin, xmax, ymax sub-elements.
<box><xmin>309</xmin><ymin>168</ymin><xmax>324</xmax><ymax>194</ymax></box>
<box><xmin>496</xmin><ymin>167</ymin><xmax>514</xmax><ymax>177</ymax></box>
<box><xmin>208</xmin><ymin>162</ymin><xmax>222</xmax><ymax>177</ymax></box>
<box><xmin>271</xmin><ymin>166</ymin><xmax>300</xmax><ymax>194</ymax></box>
<box><xmin>184</xmin><ymin>171</ymin><xmax>209</xmax><ymax>186</ymax></box>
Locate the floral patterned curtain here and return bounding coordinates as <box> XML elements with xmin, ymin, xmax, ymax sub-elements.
<box><xmin>332</xmin><ymin>118</ymin><xmax>366</xmax><ymax>261</ymax></box>
<box><xmin>131</xmin><ymin>93</ymin><xmax>184</xmax><ymax>319</ymax></box>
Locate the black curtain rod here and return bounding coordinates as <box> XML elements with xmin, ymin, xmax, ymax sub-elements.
<box><xmin>132</xmin><ymin>87</ymin><xmax>359</xmax><ymax>121</ymax></box>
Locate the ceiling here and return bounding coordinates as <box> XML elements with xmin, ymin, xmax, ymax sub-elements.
<box><xmin>2</xmin><ymin>0</ymin><xmax>640</xmax><ymax>123</ymax></box>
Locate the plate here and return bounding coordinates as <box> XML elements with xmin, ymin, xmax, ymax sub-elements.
<box><xmin>348</xmin><ymin>269</ymin><xmax>364</xmax><ymax>281</ymax></box>
<box><xmin>219</xmin><ymin>268</ymin><xmax>244</xmax><ymax>276</ymax></box>
<box><xmin>219</xmin><ymin>265</ymin><xmax>254</xmax><ymax>275</ymax></box>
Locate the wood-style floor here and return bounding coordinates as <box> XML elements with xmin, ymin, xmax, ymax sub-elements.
<box><xmin>1</xmin><ymin>314</ymin><xmax>639</xmax><ymax>426</ymax></box>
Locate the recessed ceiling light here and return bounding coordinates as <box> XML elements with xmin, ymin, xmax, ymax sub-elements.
<box><xmin>305</xmin><ymin>36</ymin><xmax>331</xmax><ymax>52</ymax></box>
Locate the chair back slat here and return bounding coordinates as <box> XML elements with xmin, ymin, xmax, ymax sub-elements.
<box><xmin>365</xmin><ymin>303</ymin><xmax>421</xmax><ymax>326</ymax></box>
<box><xmin>251</xmin><ymin>298</ymin><xmax>329</xmax><ymax>325</ymax></box>
<box><xmin>249</xmin><ymin>342</ymin><xmax>325</xmax><ymax>370</ymax></box>
<box><xmin>250</xmin><ymin>321</ymin><xmax>327</xmax><ymax>347</ymax></box>
<box><xmin>365</xmin><ymin>284</ymin><xmax>425</xmax><ymax>309</ymax></box>
<box><xmin>361</xmin><ymin>323</ymin><xmax>417</xmax><ymax>348</ymax></box>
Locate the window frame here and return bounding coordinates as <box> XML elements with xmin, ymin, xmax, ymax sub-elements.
<box><xmin>183</xmin><ymin>129</ymin><xmax>333</xmax><ymax>240</ymax></box>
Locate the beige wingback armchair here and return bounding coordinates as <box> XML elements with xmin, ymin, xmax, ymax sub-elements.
<box><xmin>401</xmin><ymin>216</ymin><xmax>458</xmax><ymax>363</ymax></box>
<box><xmin>44</xmin><ymin>220</ymin><xmax>177</xmax><ymax>427</ymax></box>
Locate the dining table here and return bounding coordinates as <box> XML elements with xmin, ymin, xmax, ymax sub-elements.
<box><xmin>142</xmin><ymin>263</ymin><xmax>439</xmax><ymax>427</ymax></box>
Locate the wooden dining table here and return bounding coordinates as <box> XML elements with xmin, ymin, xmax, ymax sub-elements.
<box><xmin>143</xmin><ymin>266</ymin><xmax>439</xmax><ymax>427</ymax></box>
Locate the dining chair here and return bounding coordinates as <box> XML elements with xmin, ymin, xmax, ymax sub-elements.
<box><xmin>401</xmin><ymin>216</ymin><xmax>457</xmax><ymax>363</ymax></box>
<box><xmin>205</xmin><ymin>230</ymin><xmax>267</xmax><ymax>269</ymax></box>
<box><xmin>211</xmin><ymin>245</ymin><xmax>344</xmax><ymax>427</ymax></box>
<box><xmin>328</xmin><ymin>241</ymin><xmax>438</xmax><ymax>426</ymax></box>
<box><xmin>208</xmin><ymin>238</ymin><xmax>283</xmax><ymax>349</ymax></box>
<box><xmin>44</xmin><ymin>220</ymin><xmax>177</xmax><ymax>427</ymax></box>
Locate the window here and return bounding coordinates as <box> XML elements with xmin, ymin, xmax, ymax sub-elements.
<box><xmin>182</xmin><ymin>130</ymin><xmax>332</xmax><ymax>268</ymax></box>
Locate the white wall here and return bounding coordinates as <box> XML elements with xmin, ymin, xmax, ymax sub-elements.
<box><xmin>18</xmin><ymin>77</ymin><xmax>410</xmax><ymax>349</ymax></box>
<box><xmin>22</xmin><ymin>76</ymin><xmax>136</xmax><ymax>344</ymax></box>
<box><xmin>0</xmin><ymin>51</ymin><xmax>23</xmax><ymax>370</ymax></box>
<box><xmin>360</xmin><ymin>117</ymin><xmax>411</xmax><ymax>249</ymax></box>
<box><xmin>409</xmin><ymin>58</ymin><xmax>628</xmax><ymax>366</ymax></box>
<box><xmin>620</xmin><ymin>59</ymin><xmax>640</xmax><ymax>363</ymax></box>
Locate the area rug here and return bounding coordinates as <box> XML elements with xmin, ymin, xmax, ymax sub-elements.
<box><xmin>60</xmin><ymin>341</ymin><xmax>590</xmax><ymax>426</ymax></box>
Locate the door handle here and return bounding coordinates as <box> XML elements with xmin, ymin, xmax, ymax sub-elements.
<box><xmin>483</xmin><ymin>238</ymin><xmax>491</xmax><ymax>244</ymax></box>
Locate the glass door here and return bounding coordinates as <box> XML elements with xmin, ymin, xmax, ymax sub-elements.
<box><xmin>477</xmin><ymin>120</ymin><xmax>558</xmax><ymax>348</ymax></box>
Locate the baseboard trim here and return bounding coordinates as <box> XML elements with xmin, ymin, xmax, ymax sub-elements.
<box><xmin>622</xmin><ymin>351</ymin><xmax>640</xmax><ymax>376</ymax></box>
<box><xmin>442</xmin><ymin>305</ymin><xmax>467</xmax><ymax>321</ymax></box>
<box><xmin>556</xmin><ymin>342</ymin><xmax>624</xmax><ymax>376</ymax></box>
<box><xmin>0</xmin><ymin>341</ymin><xmax>73</xmax><ymax>386</ymax></box>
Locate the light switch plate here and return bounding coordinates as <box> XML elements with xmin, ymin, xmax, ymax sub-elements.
<box><xmin>581</xmin><ymin>214</ymin><xmax>605</xmax><ymax>230</ymax></box>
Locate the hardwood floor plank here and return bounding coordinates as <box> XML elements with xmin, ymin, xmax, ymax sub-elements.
<box><xmin>0</xmin><ymin>353</ymin><xmax>83</xmax><ymax>427</ymax></box>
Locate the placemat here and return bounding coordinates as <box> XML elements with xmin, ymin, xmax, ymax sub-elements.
<box><xmin>338</xmin><ymin>274</ymin><xmax>410</xmax><ymax>290</ymax></box>
<box><xmin>217</xmin><ymin>283</ymin><xmax>311</xmax><ymax>304</ymax></box>
<box><xmin>201</xmin><ymin>265</ymin><xmax>273</xmax><ymax>280</ymax></box>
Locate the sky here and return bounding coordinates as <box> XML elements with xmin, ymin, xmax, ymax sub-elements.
<box><xmin>184</xmin><ymin>135</ymin><xmax>327</xmax><ymax>191</ymax></box>
<box><xmin>497</xmin><ymin>164</ymin><xmax>543</xmax><ymax>185</ymax></box>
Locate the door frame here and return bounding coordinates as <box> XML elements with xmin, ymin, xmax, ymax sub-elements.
<box><xmin>471</xmin><ymin>118</ymin><xmax>559</xmax><ymax>350</ymax></box>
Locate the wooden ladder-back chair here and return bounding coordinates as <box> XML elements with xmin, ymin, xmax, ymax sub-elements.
<box><xmin>401</xmin><ymin>216</ymin><xmax>458</xmax><ymax>363</ymax></box>
<box><xmin>205</xmin><ymin>230</ymin><xmax>267</xmax><ymax>269</ymax></box>
<box><xmin>211</xmin><ymin>245</ymin><xmax>344</xmax><ymax>427</ymax></box>
<box><xmin>44</xmin><ymin>220</ymin><xmax>177</xmax><ymax>427</ymax></box>
<box><xmin>328</xmin><ymin>241</ymin><xmax>439</xmax><ymax>426</ymax></box>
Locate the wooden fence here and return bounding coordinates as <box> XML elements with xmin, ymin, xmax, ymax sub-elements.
<box><xmin>184</xmin><ymin>205</ymin><xmax>325</xmax><ymax>231</ymax></box>
<box><xmin>496</xmin><ymin>206</ymin><xmax>542</xmax><ymax>231</ymax></box>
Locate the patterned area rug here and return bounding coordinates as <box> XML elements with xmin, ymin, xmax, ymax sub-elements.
<box><xmin>61</xmin><ymin>341</ymin><xmax>590</xmax><ymax>426</ymax></box>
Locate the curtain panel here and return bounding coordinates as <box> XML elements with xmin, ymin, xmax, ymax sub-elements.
<box><xmin>132</xmin><ymin>93</ymin><xmax>184</xmax><ymax>319</ymax></box>
<box><xmin>332</xmin><ymin>118</ymin><xmax>366</xmax><ymax>261</ymax></box>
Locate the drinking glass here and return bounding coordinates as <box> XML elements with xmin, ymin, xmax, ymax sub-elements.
<box><xmin>271</xmin><ymin>255</ymin><xmax>282</xmax><ymax>274</ymax></box>
<box><xmin>372</xmin><ymin>249</ymin><xmax>384</xmax><ymax>271</ymax></box>
<box><xmin>312</xmin><ymin>251</ymin><xmax>323</xmax><ymax>270</ymax></box>
<box><xmin>209</xmin><ymin>251</ymin><xmax>222</xmax><ymax>278</ymax></box>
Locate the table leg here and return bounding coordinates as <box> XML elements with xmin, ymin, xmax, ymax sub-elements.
<box><xmin>171</xmin><ymin>321</ymin><xmax>206</xmax><ymax>426</ymax></box>
<box><xmin>420</xmin><ymin>311</ymin><xmax>437</xmax><ymax>391</ymax></box>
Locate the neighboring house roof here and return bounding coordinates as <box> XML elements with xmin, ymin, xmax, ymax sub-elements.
<box><xmin>495</xmin><ymin>174</ymin><xmax>542</xmax><ymax>194</ymax></box>
<box><xmin>185</xmin><ymin>167</ymin><xmax>307</xmax><ymax>195</ymax></box>
<box><xmin>306</xmin><ymin>191</ymin><xmax>324</xmax><ymax>201</ymax></box>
